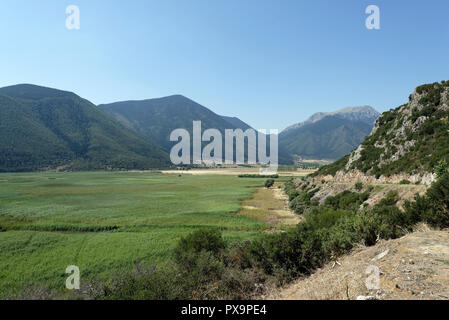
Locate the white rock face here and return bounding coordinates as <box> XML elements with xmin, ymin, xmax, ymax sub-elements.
<box><xmin>316</xmin><ymin>170</ymin><xmax>435</xmax><ymax>185</ymax></box>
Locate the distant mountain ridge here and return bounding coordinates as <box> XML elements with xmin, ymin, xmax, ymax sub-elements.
<box><xmin>282</xmin><ymin>105</ymin><xmax>379</xmax><ymax>133</ymax></box>
<box><xmin>278</xmin><ymin>106</ymin><xmax>379</xmax><ymax>163</ymax></box>
<box><xmin>220</xmin><ymin>115</ymin><xmax>253</xmax><ymax>131</ymax></box>
<box><xmin>0</xmin><ymin>84</ymin><xmax>170</xmax><ymax>172</ymax></box>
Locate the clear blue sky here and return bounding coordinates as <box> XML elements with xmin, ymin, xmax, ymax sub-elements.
<box><xmin>0</xmin><ymin>0</ymin><xmax>448</xmax><ymax>131</ymax></box>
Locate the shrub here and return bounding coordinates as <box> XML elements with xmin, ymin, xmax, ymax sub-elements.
<box><xmin>324</xmin><ymin>190</ymin><xmax>369</xmax><ymax>210</ymax></box>
<box><xmin>174</xmin><ymin>229</ymin><xmax>226</xmax><ymax>264</ymax></box>
<box><xmin>264</xmin><ymin>179</ymin><xmax>275</xmax><ymax>188</ymax></box>
<box><xmin>399</xmin><ymin>179</ymin><xmax>411</xmax><ymax>185</ymax></box>
<box><xmin>371</xmin><ymin>202</ymin><xmax>413</xmax><ymax>239</ymax></box>
<box><xmin>284</xmin><ymin>179</ymin><xmax>299</xmax><ymax>200</ymax></box>
<box><xmin>435</xmin><ymin>159</ymin><xmax>448</xmax><ymax>179</ymax></box>
<box><xmin>355</xmin><ymin>182</ymin><xmax>363</xmax><ymax>191</ymax></box>
<box><xmin>99</xmin><ymin>263</ymin><xmax>186</xmax><ymax>300</ymax></box>
<box><xmin>379</xmin><ymin>190</ymin><xmax>399</xmax><ymax>206</ymax></box>
<box><xmin>249</xmin><ymin>223</ymin><xmax>325</xmax><ymax>277</ymax></box>
<box><xmin>288</xmin><ymin>187</ymin><xmax>320</xmax><ymax>214</ymax></box>
<box><xmin>406</xmin><ymin>171</ymin><xmax>449</xmax><ymax>228</ymax></box>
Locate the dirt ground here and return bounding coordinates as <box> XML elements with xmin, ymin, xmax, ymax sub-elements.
<box><xmin>238</xmin><ymin>183</ymin><xmax>302</xmax><ymax>228</ymax></box>
<box><xmin>266</xmin><ymin>226</ymin><xmax>449</xmax><ymax>300</ymax></box>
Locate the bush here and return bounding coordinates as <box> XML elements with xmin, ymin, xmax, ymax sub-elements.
<box><xmin>264</xmin><ymin>179</ymin><xmax>275</xmax><ymax>188</ymax></box>
<box><xmin>249</xmin><ymin>223</ymin><xmax>325</xmax><ymax>277</ymax></box>
<box><xmin>324</xmin><ymin>190</ymin><xmax>369</xmax><ymax>210</ymax></box>
<box><xmin>399</xmin><ymin>179</ymin><xmax>411</xmax><ymax>185</ymax></box>
<box><xmin>174</xmin><ymin>229</ymin><xmax>226</xmax><ymax>264</ymax></box>
<box><xmin>355</xmin><ymin>182</ymin><xmax>363</xmax><ymax>191</ymax></box>
<box><xmin>406</xmin><ymin>171</ymin><xmax>449</xmax><ymax>228</ymax></box>
<box><xmin>288</xmin><ymin>187</ymin><xmax>320</xmax><ymax>214</ymax></box>
<box><xmin>99</xmin><ymin>263</ymin><xmax>187</xmax><ymax>300</ymax></box>
<box><xmin>435</xmin><ymin>159</ymin><xmax>448</xmax><ymax>179</ymax></box>
<box><xmin>284</xmin><ymin>179</ymin><xmax>299</xmax><ymax>201</ymax></box>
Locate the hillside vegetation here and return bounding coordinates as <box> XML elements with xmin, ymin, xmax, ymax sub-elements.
<box><xmin>99</xmin><ymin>95</ymin><xmax>249</xmax><ymax>151</ymax></box>
<box><xmin>0</xmin><ymin>84</ymin><xmax>170</xmax><ymax>172</ymax></box>
<box><xmin>316</xmin><ymin>81</ymin><xmax>449</xmax><ymax>177</ymax></box>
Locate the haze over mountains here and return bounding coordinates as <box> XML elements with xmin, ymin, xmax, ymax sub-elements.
<box><xmin>0</xmin><ymin>83</ymin><xmax>380</xmax><ymax>171</ymax></box>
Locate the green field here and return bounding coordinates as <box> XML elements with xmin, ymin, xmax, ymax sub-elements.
<box><xmin>0</xmin><ymin>171</ymin><xmax>274</xmax><ymax>297</ymax></box>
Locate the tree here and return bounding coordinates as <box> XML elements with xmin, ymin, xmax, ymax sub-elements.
<box><xmin>264</xmin><ymin>179</ymin><xmax>275</xmax><ymax>188</ymax></box>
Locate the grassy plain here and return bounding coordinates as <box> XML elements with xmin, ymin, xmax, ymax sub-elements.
<box><xmin>0</xmin><ymin>171</ymin><xmax>291</xmax><ymax>297</ymax></box>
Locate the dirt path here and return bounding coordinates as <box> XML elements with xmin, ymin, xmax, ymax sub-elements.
<box><xmin>266</xmin><ymin>227</ymin><xmax>449</xmax><ymax>300</ymax></box>
<box><xmin>238</xmin><ymin>183</ymin><xmax>302</xmax><ymax>228</ymax></box>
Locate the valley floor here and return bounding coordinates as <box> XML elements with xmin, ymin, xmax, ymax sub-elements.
<box><xmin>0</xmin><ymin>171</ymin><xmax>296</xmax><ymax>298</ymax></box>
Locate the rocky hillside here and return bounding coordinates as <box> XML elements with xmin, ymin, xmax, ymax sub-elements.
<box><xmin>315</xmin><ymin>81</ymin><xmax>449</xmax><ymax>183</ymax></box>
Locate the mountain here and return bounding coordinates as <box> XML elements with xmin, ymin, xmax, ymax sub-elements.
<box><xmin>282</xmin><ymin>106</ymin><xmax>379</xmax><ymax>133</ymax></box>
<box><xmin>220</xmin><ymin>115</ymin><xmax>253</xmax><ymax>131</ymax></box>
<box><xmin>0</xmin><ymin>84</ymin><xmax>170</xmax><ymax>172</ymax></box>
<box><xmin>315</xmin><ymin>80</ymin><xmax>449</xmax><ymax>177</ymax></box>
<box><xmin>99</xmin><ymin>95</ymin><xmax>245</xmax><ymax>152</ymax></box>
<box><xmin>279</xmin><ymin>106</ymin><xmax>379</xmax><ymax>163</ymax></box>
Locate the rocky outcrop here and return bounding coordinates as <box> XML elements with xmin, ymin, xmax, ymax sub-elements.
<box><xmin>314</xmin><ymin>169</ymin><xmax>435</xmax><ymax>185</ymax></box>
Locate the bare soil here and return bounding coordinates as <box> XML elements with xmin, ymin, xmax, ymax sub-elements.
<box><xmin>266</xmin><ymin>226</ymin><xmax>449</xmax><ymax>300</ymax></box>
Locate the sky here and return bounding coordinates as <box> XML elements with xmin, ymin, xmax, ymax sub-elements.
<box><xmin>0</xmin><ymin>0</ymin><xmax>448</xmax><ymax>131</ymax></box>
